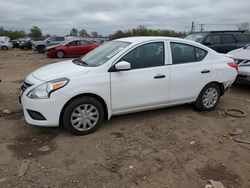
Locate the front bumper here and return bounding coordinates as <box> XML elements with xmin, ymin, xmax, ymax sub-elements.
<box><xmin>20</xmin><ymin>76</ymin><xmax>70</xmax><ymax>127</ymax></box>
<box><xmin>45</xmin><ymin>50</ymin><xmax>56</xmax><ymax>58</ymax></box>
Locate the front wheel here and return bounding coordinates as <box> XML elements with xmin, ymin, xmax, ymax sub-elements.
<box><xmin>194</xmin><ymin>83</ymin><xmax>220</xmax><ymax>111</ymax></box>
<box><xmin>63</xmin><ymin>97</ymin><xmax>104</xmax><ymax>135</ymax></box>
<box><xmin>37</xmin><ymin>45</ymin><xmax>45</xmax><ymax>53</ymax></box>
<box><xmin>1</xmin><ymin>46</ymin><xmax>8</xmax><ymax>50</ymax></box>
<box><xmin>56</xmin><ymin>50</ymin><xmax>64</xmax><ymax>58</ymax></box>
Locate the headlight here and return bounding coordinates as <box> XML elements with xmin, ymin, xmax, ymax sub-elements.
<box><xmin>27</xmin><ymin>78</ymin><xmax>69</xmax><ymax>99</ymax></box>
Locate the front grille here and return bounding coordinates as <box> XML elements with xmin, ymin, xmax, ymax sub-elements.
<box><xmin>20</xmin><ymin>81</ymin><xmax>33</xmax><ymax>94</ymax></box>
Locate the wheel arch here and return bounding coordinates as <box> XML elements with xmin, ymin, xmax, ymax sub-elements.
<box><xmin>1</xmin><ymin>46</ymin><xmax>8</xmax><ymax>50</ymax></box>
<box><xmin>197</xmin><ymin>81</ymin><xmax>225</xmax><ymax>99</ymax></box>
<box><xmin>56</xmin><ymin>49</ymin><xmax>66</xmax><ymax>57</ymax></box>
<box><xmin>59</xmin><ymin>93</ymin><xmax>109</xmax><ymax>126</ymax></box>
<box><xmin>208</xmin><ymin>81</ymin><xmax>225</xmax><ymax>96</ymax></box>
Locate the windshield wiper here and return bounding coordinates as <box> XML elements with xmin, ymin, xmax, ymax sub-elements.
<box><xmin>243</xmin><ymin>44</ymin><xmax>250</xmax><ymax>49</ymax></box>
<box><xmin>73</xmin><ymin>58</ymin><xmax>88</xmax><ymax>65</ymax></box>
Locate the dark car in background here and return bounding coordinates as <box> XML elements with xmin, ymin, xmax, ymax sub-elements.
<box><xmin>45</xmin><ymin>39</ymin><xmax>99</xmax><ymax>58</ymax></box>
<box><xmin>185</xmin><ymin>31</ymin><xmax>250</xmax><ymax>53</ymax></box>
<box><xmin>19</xmin><ymin>38</ymin><xmax>44</xmax><ymax>49</ymax></box>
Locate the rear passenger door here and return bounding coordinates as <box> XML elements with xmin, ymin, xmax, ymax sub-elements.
<box><xmin>220</xmin><ymin>34</ymin><xmax>237</xmax><ymax>53</ymax></box>
<box><xmin>169</xmin><ymin>42</ymin><xmax>211</xmax><ymax>103</ymax></box>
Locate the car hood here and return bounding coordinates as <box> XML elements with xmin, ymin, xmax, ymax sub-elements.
<box><xmin>35</xmin><ymin>41</ymin><xmax>45</xmax><ymax>46</ymax></box>
<box><xmin>46</xmin><ymin>44</ymin><xmax>60</xmax><ymax>50</ymax></box>
<box><xmin>228</xmin><ymin>48</ymin><xmax>250</xmax><ymax>60</ymax></box>
<box><xmin>32</xmin><ymin>60</ymin><xmax>91</xmax><ymax>81</ymax></box>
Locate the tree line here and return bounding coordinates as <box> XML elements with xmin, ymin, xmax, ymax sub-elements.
<box><xmin>110</xmin><ymin>26</ymin><xmax>186</xmax><ymax>39</ymax></box>
<box><xmin>0</xmin><ymin>26</ymin><xmax>45</xmax><ymax>39</ymax></box>
<box><xmin>1</xmin><ymin>25</ymin><xmax>187</xmax><ymax>40</ymax></box>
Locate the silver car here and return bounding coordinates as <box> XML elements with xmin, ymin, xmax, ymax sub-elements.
<box><xmin>0</xmin><ymin>41</ymin><xmax>13</xmax><ymax>50</ymax></box>
<box><xmin>228</xmin><ymin>44</ymin><xmax>250</xmax><ymax>83</ymax></box>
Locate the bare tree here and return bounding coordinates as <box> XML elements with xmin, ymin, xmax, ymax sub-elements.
<box><xmin>237</xmin><ymin>22</ymin><xmax>250</xmax><ymax>31</ymax></box>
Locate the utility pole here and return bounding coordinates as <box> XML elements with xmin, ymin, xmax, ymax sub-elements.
<box><xmin>199</xmin><ymin>24</ymin><xmax>204</xmax><ymax>32</ymax></box>
<box><xmin>191</xmin><ymin>21</ymin><xmax>195</xmax><ymax>33</ymax></box>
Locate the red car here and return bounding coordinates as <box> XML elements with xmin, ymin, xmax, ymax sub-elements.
<box><xmin>45</xmin><ymin>39</ymin><xmax>99</xmax><ymax>58</ymax></box>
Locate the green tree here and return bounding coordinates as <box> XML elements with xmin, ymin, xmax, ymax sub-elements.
<box><xmin>79</xmin><ymin>29</ymin><xmax>89</xmax><ymax>37</ymax></box>
<box><xmin>70</xmin><ymin>28</ymin><xmax>78</xmax><ymax>36</ymax></box>
<box><xmin>91</xmin><ymin>31</ymin><xmax>98</xmax><ymax>37</ymax></box>
<box><xmin>0</xmin><ymin>26</ymin><xmax>5</xmax><ymax>36</ymax></box>
<box><xmin>28</xmin><ymin>26</ymin><xmax>43</xmax><ymax>38</ymax></box>
<box><xmin>110</xmin><ymin>26</ymin><xmax>186</xmax><ymax>39</ymax></box>
<box><xmin>6</xmin><ymin>30</ymin><xmax>26</xmax><ymax>39</ymax></box>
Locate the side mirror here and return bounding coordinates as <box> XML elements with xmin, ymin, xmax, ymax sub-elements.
<box><xmin>109</xmin><ymin>61</ymin><xmax>131</xmax><ymax>72</ymax></box>
<box><xmin>47</xmin><ymin>40</ymin><xmax>50</xmax><ymax>43</ymax></box>
<box><xmin>204</xmin><ymin>42</ymin><xmax>212</xmax><ymax>46</ymax></box>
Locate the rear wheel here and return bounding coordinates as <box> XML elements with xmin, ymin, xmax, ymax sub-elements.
<box><xmin>63</xmin><ymin>96</ymin><xmax>104</xmax><ymax>135</ymax></box>
<box><xmin>194</xmin><ymin>83</ymin><xmax>220</xmax><ymax>111</ymax></box>
<box><xmin>37</xmin><ymin>45</ymin><xmax>45</xmax><ymax>53</ymax></box>
<box><xmin>56</xmin><ymin>50</ymin><xmax>64</xmax><ymax>58</ymax></box>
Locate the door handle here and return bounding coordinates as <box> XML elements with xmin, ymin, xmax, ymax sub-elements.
<box><xmin>201</xmin><ymin>70</ymin><xmax>210</xmax><ymax>74</ymax></box>
<box><xmin>154</xmin><ymin>74</ymin><xmax>166</xmax><ymax>79</ymax></box>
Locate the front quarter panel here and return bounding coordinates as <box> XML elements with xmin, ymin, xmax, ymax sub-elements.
<box><xmin>60</xmin><ymin>66</ymin><xmax>112</xmax><ymax>118</ymax></box>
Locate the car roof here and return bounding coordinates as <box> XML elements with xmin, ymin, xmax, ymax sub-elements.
<box><xmin>115</xmin><ymin>36</ymin><xmax>210</xmax><ymax>50</ymax></box>
<box><xmin>189</xmin><ymin>31</ymin><xmax>247</xmax><ymax>34</ymax></box>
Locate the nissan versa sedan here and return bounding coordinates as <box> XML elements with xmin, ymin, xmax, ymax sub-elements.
<box><xmin>20</xmin><ymin>37</ymin><xmax>238</xmax><ymax>135</ymax></box>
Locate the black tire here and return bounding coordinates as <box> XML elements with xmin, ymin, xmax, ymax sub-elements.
<box><xmin>194</xmin><ymin>83</ymin><xmax>220</xmax><ymax>111</ymax></box>
<box><xmin>63</xmin><ymin>96</ymin><xmax>104</xmax><ymax>135</ymax></box>
<box><xmin>37</xmin><ymin>45</ymin><xmax>45</xmax><ymax>53</ymax></box>
<box><xmin>1</xmin><ymin>46</ymin><xmax>8</xmax><ymax>50</ymax></box>
<box><xmin>56</xmin><ymin>50</ymin><xmax>65</xmax><ymax>58</ymax></box>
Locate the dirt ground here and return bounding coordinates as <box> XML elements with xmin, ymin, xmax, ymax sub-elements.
<box><xmin>0</xmin><ymin>49</ymin><xmax>250</xmax><ymax>188</ymax></box>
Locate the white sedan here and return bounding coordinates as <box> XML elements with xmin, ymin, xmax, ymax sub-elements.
<box><xmin>20</xmin><ymin>37</ymin><xmax>238</xmax><ymax>135</ymax></box>
<box><xmin>228</xmin><ymin>44</ymin><xmax>250</xmax><ymax>83</ymax></box>
<box><xmin>0</xmin><ymin>41</ymin><xmax>13</xmax><ymax>50</ymax></box>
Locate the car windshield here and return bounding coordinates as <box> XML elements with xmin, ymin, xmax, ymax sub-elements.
<box><xmin>75</xmin><ymin>41</ymin><xmax>131</xmax><ymax>66</ymax></box>
<box><xmin>59</xmin><ymin>40</ymin><xmax>71</xmax><ymax>45</ymax></box>
<box><xmin>185</xmin><ymin>33</ymin><xmax>206</xmax><ymax>43</ymax></box>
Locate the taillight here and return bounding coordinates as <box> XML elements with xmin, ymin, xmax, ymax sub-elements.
<box><xmin>228</xmin><ymin>62</ymin><xmax>238</xmax><ymax>72</ymax></box>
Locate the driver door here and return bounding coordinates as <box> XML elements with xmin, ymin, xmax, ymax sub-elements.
<box><xmin>110</xmin><ymin>41</ymin><xmax>170</xmax><ymax>113</ymax></box>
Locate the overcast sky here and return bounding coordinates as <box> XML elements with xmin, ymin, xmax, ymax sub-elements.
<box><xmin>0</xmin><ymin>0</ymin><xmax>249</xmax><ymax>36</ymax></box>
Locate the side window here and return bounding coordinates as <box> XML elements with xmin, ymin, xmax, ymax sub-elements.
<box><xmin>196</xmin><ymin>48</ymin><xmax>207</xmax><ymax>61</ymax></box>
<box><xmin>68</xmin><ymin>41</ymin><xmax>77</xmax><ymax>46</ymax></box>
<box><xmin>49</xmin><ymin>37</ymin><xmax>56</xmax><ymax>42</ymax></box>
<box><xmin>56</xmin><ymin>37</ymin><xmax>65</xmax><ymax>41</ymax></box>
<box><xmin>120</xmin><ymin>42</ymin><xmax>164</xmax><ymax>69</ymax></box>
<box><xmin>221</xmin><ymin>34</ymin><xmax>236</xmax><ymax>44</ymax></box>
<box><xmin>235</xmin><ymin>34</ymin><xmax>250</xmax><ymax>43</ymax></box>
<box><xmin>205</xmin><ymin>35</ymin><xmax>220</xmax><ymax>45</ymax></box>
<box><xmin>78</xmin><ymin>40</ymin><xmax>91</xmax><ymax>46</ymax></box>
<box><xmin>170</xmin><ymin>43</ymin><xmax>207</xmax><ymax>64</ymax></box>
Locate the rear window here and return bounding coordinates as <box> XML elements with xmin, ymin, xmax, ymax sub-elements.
<box><xmin>235</xmin><ymin>34</ymin><xmax>250</xmax><ymax>43</ymax></box>
<box><xmin>170</xmin><ymin>42</ymin><xmax>207</xmax><ymax>64</ymax></box>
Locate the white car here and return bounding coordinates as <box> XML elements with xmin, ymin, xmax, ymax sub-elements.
<box><xmin>20</xmin><ymin>37</ymin><xmax>238</xmax><ymax>135</ymax></box>
<box><xmin>228</xmin><ymin>44</ymin><xmax>250</xmax><ymax>83</ymax></box>
<box><xmin>0</xmin><ymin>41</ymin><xmax>13</xmax><ymax>50</ymax></box>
